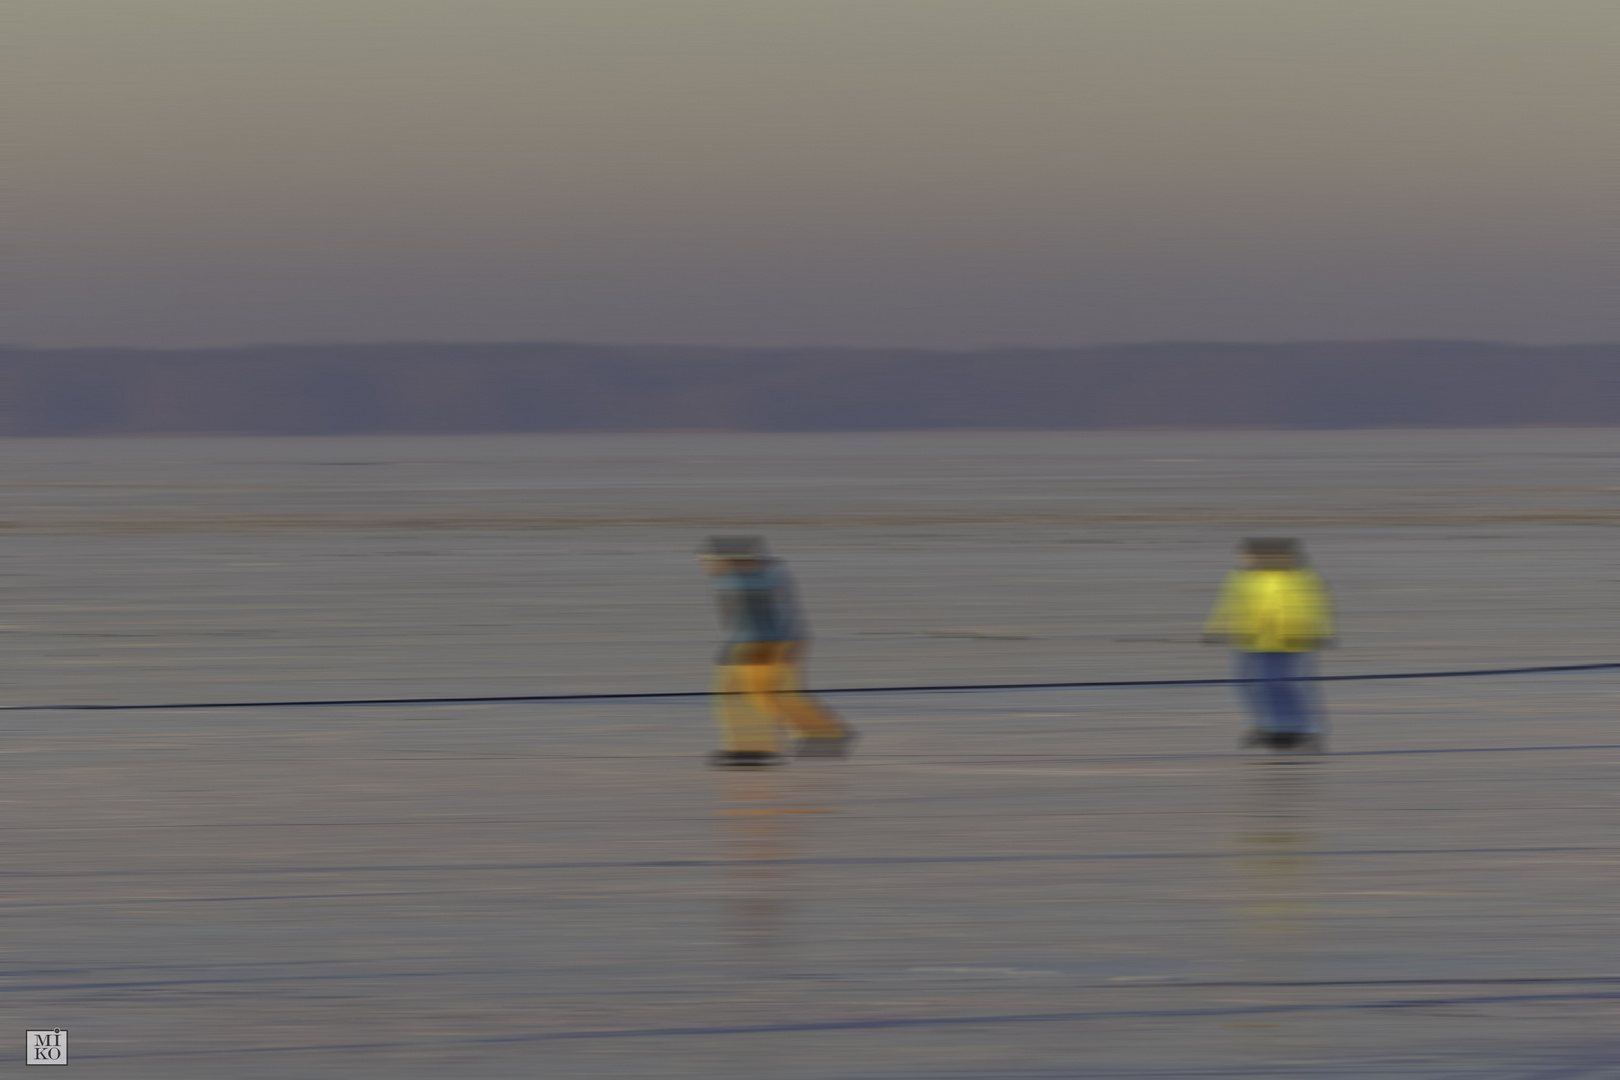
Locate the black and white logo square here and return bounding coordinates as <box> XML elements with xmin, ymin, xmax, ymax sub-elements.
<box><xmin>26</xmin><ymin>1030</ymin><xmax>68</xmax><ymax>1066</ymax></box>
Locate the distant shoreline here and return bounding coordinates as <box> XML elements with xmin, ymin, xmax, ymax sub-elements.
<box><xmin>3</xmin><ymin>341</ymin><xmax>1616</xmax><ymax>435</ymax></box>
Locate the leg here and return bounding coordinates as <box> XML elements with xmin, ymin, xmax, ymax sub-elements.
<box><xmin>1261</xmin><ymin>653</ymin><xmax>1307</xmax><ymax>735</ymax></box>
<box><xmin>1269</xmin><ymin>653</ymin><xmax>1320</xmax><ymax>735</ymax></box>
<box><xmin>712</xmin><ymin>648</ymin><xmax>786</xmax><ymax>765</ymax></box>
<box><xmin>1248</xmin><ymin>652</ymin><xmax>1326</xmax><ymax>750</ymax></box>
<box><xmin>1235</xmin><ymin>651</ymin><xmax>1274</xmax><ymax>740</ymax></box>
<box><xmin>1238</xmin><ymin>652</ymin><xmax>1304</xmax><ymax>749</ymax></box>
<box><xmin>760</xmin><ymin>643</ymin><xmax>857</xmax><ymax>758</ymax></box>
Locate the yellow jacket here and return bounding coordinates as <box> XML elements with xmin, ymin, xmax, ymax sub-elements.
<box><xmin>1205</xmin><ymin>569</ymin><xmax>1333</xmax><ymax>652</ymax></box>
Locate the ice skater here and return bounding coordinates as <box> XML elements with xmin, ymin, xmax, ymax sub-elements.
<box><xmin>700</xmin><ymin>537</ymin><xmax>856</xmax><ymax>767</ymax></box>
<box><xmin>1203</xmin><ymin>537</ymin><xmax>1335</xmax><ymax>751</ymax></box>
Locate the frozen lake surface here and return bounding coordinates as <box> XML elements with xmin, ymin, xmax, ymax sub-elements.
<box><xmin>4</xmin><ymin>430</ymin><xmax>1619</xmax><ymax>1077</ymax></box>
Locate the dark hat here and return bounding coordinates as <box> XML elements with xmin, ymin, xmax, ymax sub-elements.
<box><xmin>1241</xmin><ymin>537</ymin><xmax>1302</xmax><ymax>556</ymax></box>
<box><xmin>702</xmin><ymin>535</ymin><xmax>769</xmax><ymax>559</ymax></box>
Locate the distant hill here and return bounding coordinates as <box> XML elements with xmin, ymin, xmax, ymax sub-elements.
<box><xmin>1</xmin><ymin>341</ymin><xmax>1616</xmax><ymax>434</ymax></box>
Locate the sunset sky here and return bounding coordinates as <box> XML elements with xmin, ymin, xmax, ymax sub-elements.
<box><xmin>15</xmin><ymin>0</ymin><xmax>1616</xmax><ymax>348</ymax></box>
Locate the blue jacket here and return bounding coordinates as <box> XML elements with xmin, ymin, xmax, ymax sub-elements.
<box><xmin>713</xmin><ymin>561</ymin><xmax>804</xmax><ymax>643</ymax></box>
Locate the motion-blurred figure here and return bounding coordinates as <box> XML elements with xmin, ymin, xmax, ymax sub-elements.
<box><xmin>1204</xmin><ymin>538</ymin><xmax>1334</xmax><ymax>751</ymax></box>
<box><xmin>700</xmin><ymin>537</ymin><xmax>856</xmax><ymax>767</ymax></box>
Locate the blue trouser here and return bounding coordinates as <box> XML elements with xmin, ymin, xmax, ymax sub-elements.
<box><xmin>1236</xmin><ymin>651</ymin><xmax>1321</xmax><ymax>734</ymax></box>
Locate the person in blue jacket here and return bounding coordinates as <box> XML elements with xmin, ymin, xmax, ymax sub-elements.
<box><xmin>701</xmin><ymin>536</ymin><xmax>856</xmax><ymax>767</ymax></box>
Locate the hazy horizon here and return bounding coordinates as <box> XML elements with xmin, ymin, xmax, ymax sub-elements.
<box><xmin>16</xmin><ymin>0</ymin><xmax>1616</xmax><ymax>349</ymax></box>
<box><xmin>6</xmin><ymin>336</ymin><xmax>1618</xmax><ymax>354</ymax></box>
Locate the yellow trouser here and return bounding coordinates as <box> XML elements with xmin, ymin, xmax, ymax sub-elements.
<box><xmin>714</xmin><ymin>642</ymin><xmax>848</xmax><ymax>752</ymax></box>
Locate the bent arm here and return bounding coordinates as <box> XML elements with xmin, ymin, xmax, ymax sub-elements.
<box><xmin>1202</xmin><ymin>572</ymin><xmax>1248</xmax><ymax>643</ymax></box>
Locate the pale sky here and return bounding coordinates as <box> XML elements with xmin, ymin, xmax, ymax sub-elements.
<box><xmin>13</xmin><ymin>0</ymin><xmax>1618</xmax><ymax>348</ymax></box>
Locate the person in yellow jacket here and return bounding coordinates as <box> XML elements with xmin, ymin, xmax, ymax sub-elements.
<box><xmin>1203</xmin><ymin>538</ymin><xmax>1334</xmax><ymax>751</ymax></box>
